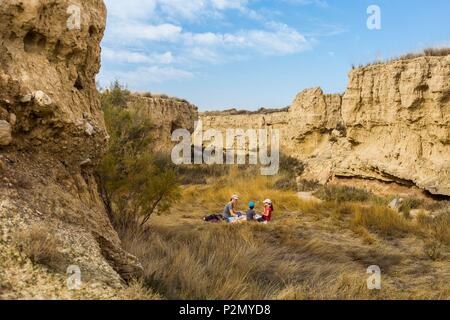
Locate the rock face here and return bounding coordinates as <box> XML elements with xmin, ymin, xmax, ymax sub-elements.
<box><xmin>201</xmin><ymin>56</ymin><xmax>450</xmax><ymax>196</ymax></box>
<box><xmin>338</xmin><ymin>57</ymin><xmax>450</xmax><ymax>196</ymax></box>
<box><xmin>0</xmin><ymin>0</ymin><xmax>142</xmax><ymax>297</ymax></box>
<box><xmin>126</xmin><ymin>94</ymin><xmax>199</xmax><ymax>152</ymax></box>
<box><xmin>0</xmin><ymin>0</ymin><xmax>108</xmax><ymax>166</ymax></box>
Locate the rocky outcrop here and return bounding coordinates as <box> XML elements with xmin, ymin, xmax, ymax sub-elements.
<box><xmin>201</xmin><ymin>88</ymin><xmax>342</xmax><ymax>161</ymax></box>
<box><xmin>337</xmin><ymin>56</ymin><xmax>450</xmax><ymax>196</ymax></box>
<box><xmin>126</xmin><ymin>94</ymin><xmax>198</xmax><ymax>152</ymax></box>
<box><xmin>0</xmin><ymin>0</ymin><xmax>142</xmax><ymax>298</ymax></box>
<box><xmin>0</xmin><ymin>0</ymin><xmax>109</xmax><ymax>167</ymax></box>
<box><xmin>201</xmin><ymin>55</ymin><xmax>450</xmax><ymax>196</ymax></box>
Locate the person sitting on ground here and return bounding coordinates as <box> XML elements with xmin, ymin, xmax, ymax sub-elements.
<box><xmin>223</xmin><ymin>195</ymin><xmax>240</xmax><ymax>222</ymax></box>
<box><xmin>257</xmin><ymin>199</ymin><xmax>274</xmax><ymax>223</ymax></box>
<box><xmin>246</xmin><ymin>202</ymin><xmax>258</xmax><ymax>222</ymax></box>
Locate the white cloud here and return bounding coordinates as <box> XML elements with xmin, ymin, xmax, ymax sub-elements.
<box><xmin>107</xmin><ymin>22</ymin><xmax>309</xmax><ymax>58</ymax></box>
<box><xmin>211</xmin><ymin>0</ymin><xmax>248</xmax><ymax>10</ymax></box>
<box><xmin>109</xmin><ymin>23</ymin><xmax>183</xmax><ymax>42</ymax></box>
<box><xmin>104</xmin><ymin>0</ymin><xmax>252</xmax><ymax>22</ymax></box>
<box><xmin>181</xmin><ymin>23</ymin><xmax>309</xmax><ymax>56</ymax></box>
<box><xmin>186</xmin><ymin>47</ymin><xmax>221</xmax><ymax>63</ymax></box>
<box><xmin>100</xmin><ymin>1</ymin><xmax>316</xmax><ymax>87</ymax></box>
<box><xmin>159</xmin><ymin>0</ymin><xmax>208</xmax><ymax>20</ymax></box>
<box><xmin>240</xmin><ymin>22</ymin><xmax>309</xmax><ymax>55</ymax></box>
<box><xmin>104</xmin><ymin>0</ymin><xmax>158</xmax><ymax>20</ymax></box>
<box><xmin>282</xmin><ymin>0</ymin><xmax>329</xmax><ymax>7</ymax></box>
<box><xmin>130</xmin><ymin>66</ymin><xmax>194</xmax><ymax>83</ymax></box>
<box><xmin>102</xmin><ymin>48</ymin><xmax>174</xmax><ymax>64</ymax></box>
<box><xmin>115</xmin><ymin>66</ymin><xmax>193</xmax><ymax>84</ymax></box>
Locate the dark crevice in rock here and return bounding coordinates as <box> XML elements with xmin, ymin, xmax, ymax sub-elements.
<box><xmin>23</xmin><ymin>30</ymin><xmax>47</xmax><ymax>54</ymax></box>
<box><xmin>74</xmin><ymin>75</ymin><xmax>84</xmax><ymax>90</ymax></box>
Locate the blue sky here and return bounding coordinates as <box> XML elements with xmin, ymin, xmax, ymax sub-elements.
<box><xmin>98</xmin><ymin>0</ymin><xmax>450</xmax><ymax>111</ymax></box>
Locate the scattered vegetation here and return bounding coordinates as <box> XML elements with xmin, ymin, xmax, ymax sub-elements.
<box><xmin>355</xmin><ymin>47</ymin><xmax>450</xmax><ymax>69</ymax></box>
<box><xmin>176</xmin><ymin>164</ymin><xmax>230</xmax><ymax>185</ymax></box>
<box><xmin>417</xmin><ymin>210</ymin><xmax>450</xmax><ymax>260</ymax></box>
<box><xmin>202</xmin><ymin>106</ymin><xmax>290</xmax><ymax>117</ymax></box>
<box><xmin>400</xmin><ymin>47</ymin><xmax>450</xmax><ymax>59</ymax></box>
<box><xmin>279</xmin><ymin>154</ymin><xmax>304</xmax><ymax>177</ymax></box>
<box><xmin>139</xmin><ymin>91</ymin><xmax>191</xmax><ymax>104</ymax></box>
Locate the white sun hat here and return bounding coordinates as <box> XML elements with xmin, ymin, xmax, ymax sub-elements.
<box><xmin>263</xmin><ymin>199</ymin><xmax>272</xmax><ymax>205</ymax></box>
<box><xmin>232</xmin><ymin>195</ymin><xmax>239</xmax><ymax>200</ymax></box>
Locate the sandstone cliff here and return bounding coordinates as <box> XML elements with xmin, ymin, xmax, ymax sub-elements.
<box><xmin>0</xmin><ymin>0</ymin><xmax>141</xmax><ymax>298</ymax></box>
<box><xmin>201</xmin><ymin>55</ymin><xmax>450</xmax><ymax>196</ymax></box>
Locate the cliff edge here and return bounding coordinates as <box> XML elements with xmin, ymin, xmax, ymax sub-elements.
<box><xmin>0</xmin><ymin>0</ymin><xmax>142</xmax><ymax>299</ymax></box>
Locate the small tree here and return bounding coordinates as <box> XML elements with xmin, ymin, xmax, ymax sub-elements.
<box><xmin>97</xmin><ymin>82</ymin><xmax>180</xmax><ymax>229</ymax></box>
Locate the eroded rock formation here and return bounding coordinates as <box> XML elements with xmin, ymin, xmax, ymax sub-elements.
<box><xmin>0</xmin><ymin>0</ymin><xmax>142</xmax><ymax>298</ymax></box>
<box><xmin>338</xmin><ymin>57</ymin><xmax>450</xmax><ymax>196</ymax></box>
<box><xmin>202</xmin><ymin>56</ymin><xmax>450</xmax><ymax>196</ymax></box>
<box><xmin>126</xmin><ymin>94</ymin><xmax>199</xmax><ymax>152</ymax></box>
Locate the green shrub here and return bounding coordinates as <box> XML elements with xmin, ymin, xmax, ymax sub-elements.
<box><xmin>297</xmin><ymin>179</ymin><xmax>321</xmax><ymax>192</ymax></box>
<box><xmin>400</xmin><ymin>197</ymin><xmax>424</xmax><ymax>215</ymax></box>
<box><xmin>279</xmin><ymin>154</ymin><xmax>304</xmax><ymax>176</ymax></box>
<box><xmin>97</xmin><ymin>82</ymin><xmax>180</xmax><ymax>228</ymax></box>
<box><xmin>176</xmin><ymin>164</ymin><xmax>230</xmax><ymax>185</ymax></box>
<box><xmin>314</xmin><ymin>185</ymin><xmax>376</xmax><ymax>203</ymax></box>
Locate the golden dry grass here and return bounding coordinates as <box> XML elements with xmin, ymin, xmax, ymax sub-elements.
<box><xmin>119</xmin><ymin>174</ymin><xmax>450</xmax><ymax>300</ymax></box>
<box><xmin>182</xmin><ymin>168</ymin><xmax>303</xmax><ymax>213</ymax></box>
<box><xmin>13</xmin><ymin>225</ymin><xmax>67</xmax><ymax>272</ymax></box>
<box><xmin>120</xmin><ymin>280</ymin><xmax>163</xmax><ymax>300</ymax></box>
<box><xmin>351</xmin><ymin>206</ymin><xmax>414</xmax><ymax>236</ymax></box>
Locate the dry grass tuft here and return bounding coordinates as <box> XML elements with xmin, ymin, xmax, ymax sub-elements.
<box><xmin>350</xmin><ymin>225</ymin><xmax>376</xmax><ymax>245</ymax></box>
<box><xmin>121</xmin><ymin>280</ymin><xmax>163</xmax><ymax>300</ymax></box>
<box><xmin>351</xmin><ymin>205</ymin><xmax>414</xmax><ymax>236</ymax></box>
<box><xmin>13</xmin><ymin>225</ymin><xmax>67</xmax><ymax>271</ymax></box>
<box><xmin>119</xmin><ymin>222</ymin><xmax>385</xmax><ymax>300</ymax></box>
